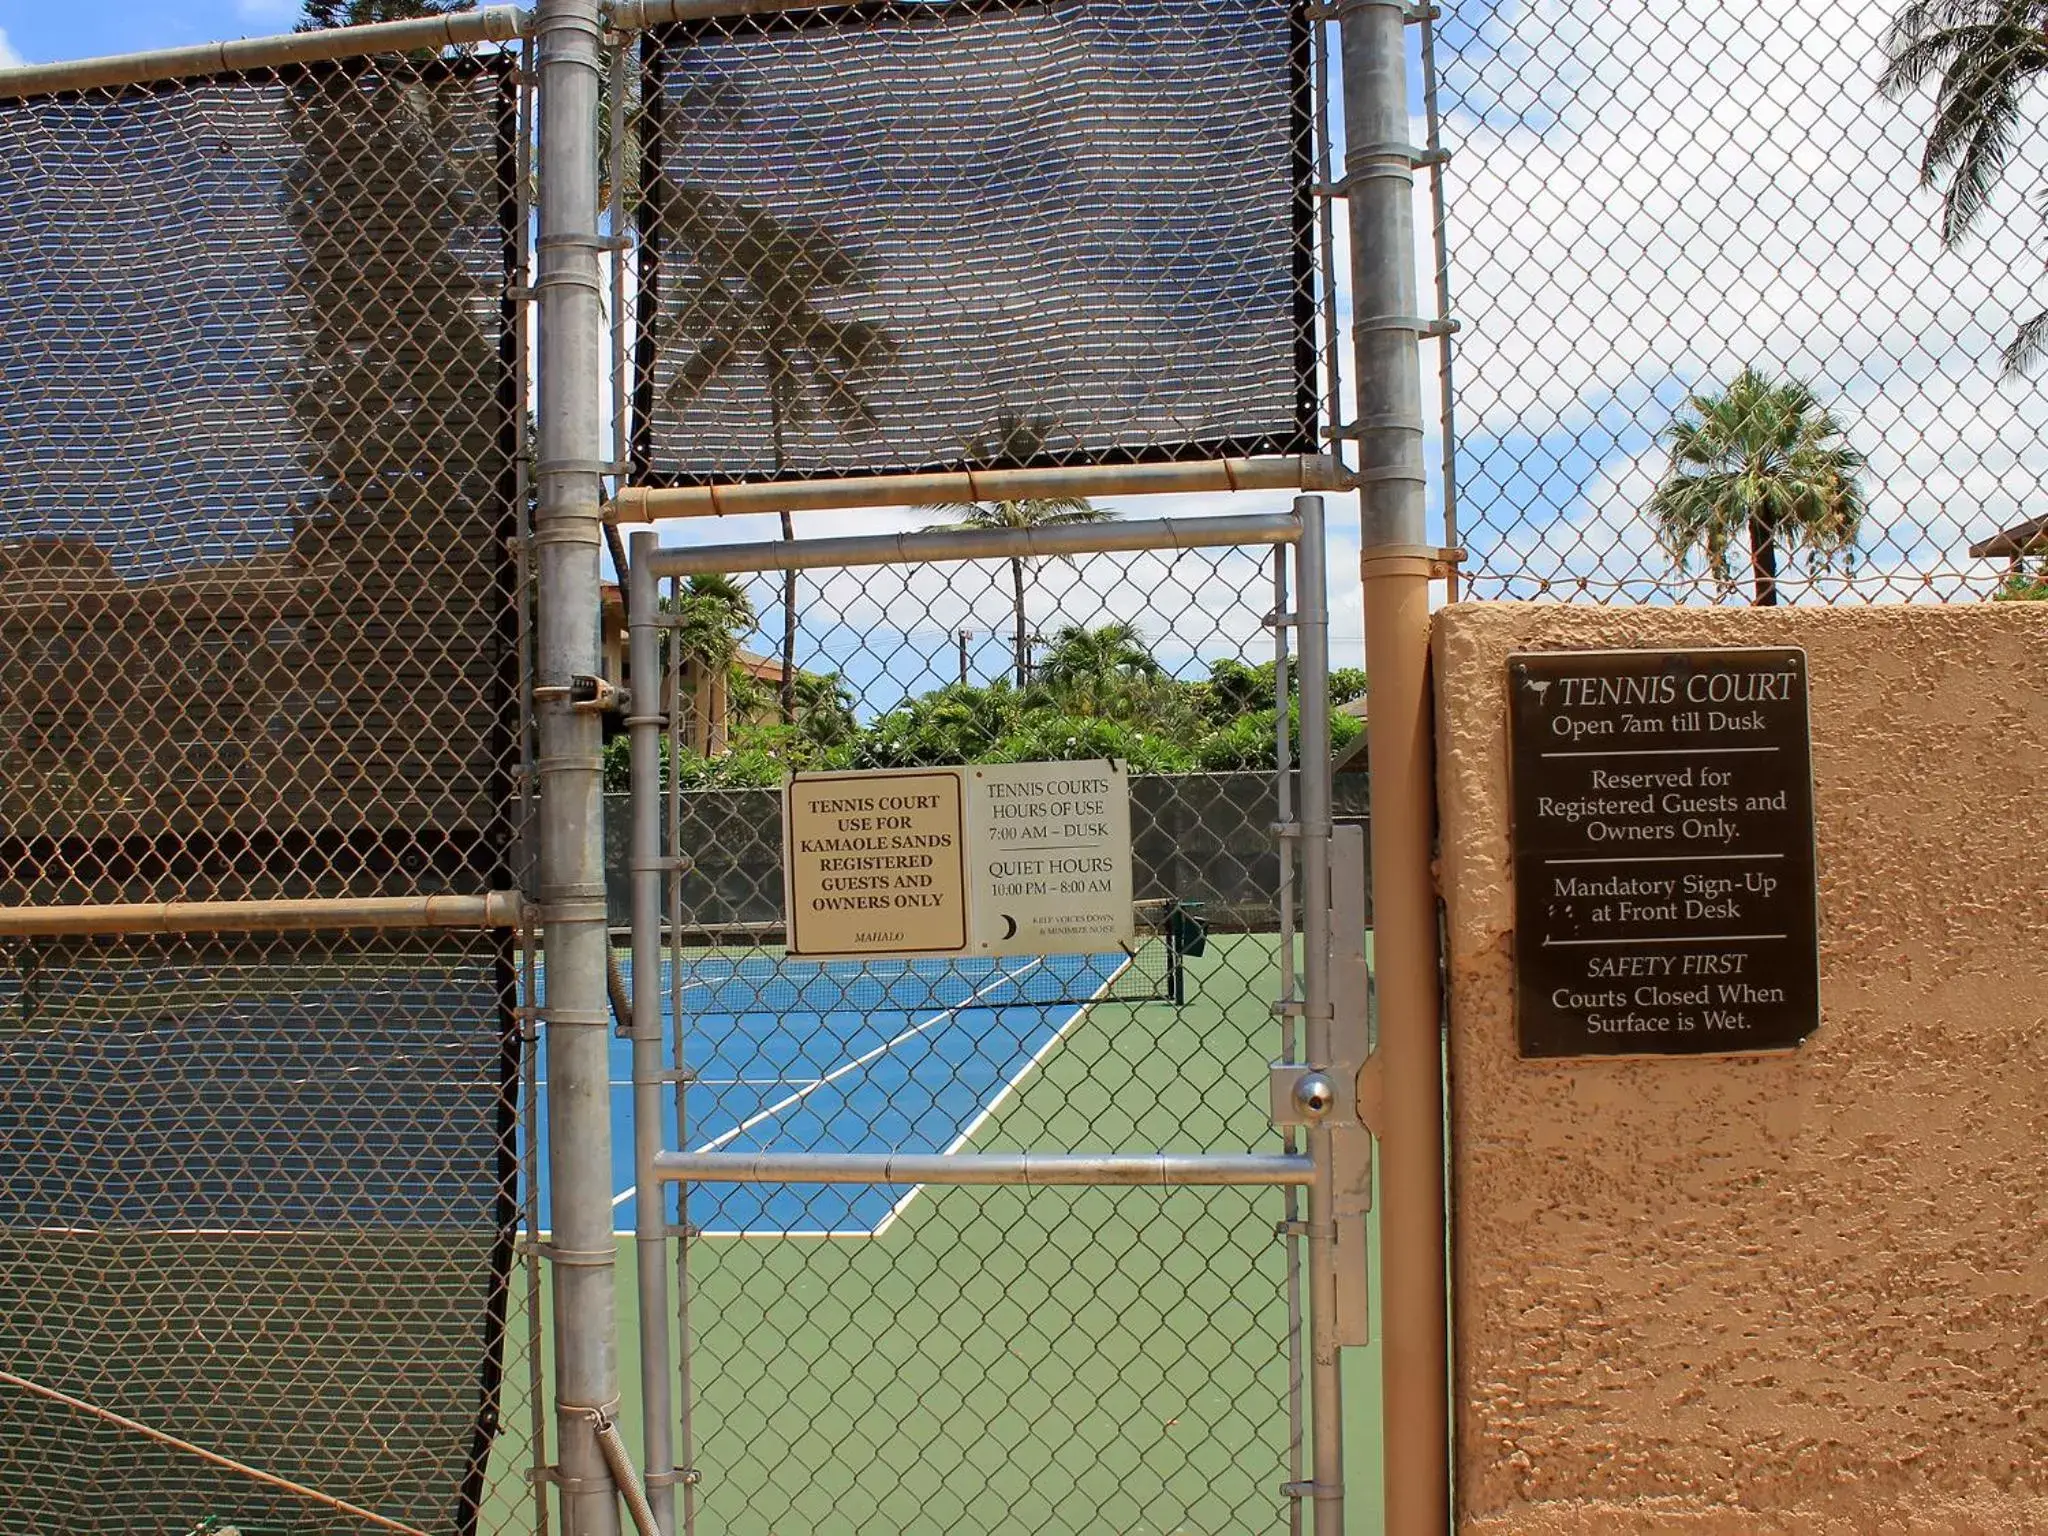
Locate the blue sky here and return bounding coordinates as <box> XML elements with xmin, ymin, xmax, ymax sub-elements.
<box><xmin>5</xmin><ymin>0</ymin><xmax>2038</xmax><ymax>617</ymax></box>
<box><xmin>0</xmin><ymin>1</ymin><xmax>305</xmax><ymax>65</ymax></box>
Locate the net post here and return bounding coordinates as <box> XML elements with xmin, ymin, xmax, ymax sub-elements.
<box><xmin>1339</xmin><ymin>0</ymin><xmax>1452</xmax><ymax>1529</ymax></box>
<box><xmin>535</xmin><ymin>0</ymin><xmax>626</xmax><ymax>1529</ymax></box>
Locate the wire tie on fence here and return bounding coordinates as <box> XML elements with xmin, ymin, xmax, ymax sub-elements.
<box><xmin>1355</xmin><ymin>313</ymin><xmax>1448</xmax><ymax>337</ymax></box>
<box><xmin>1351</xmin><ymin>462</ymin><xmax>1430</xmax><ymax>486</ymax></box>
<box><xmin>537</xmin><ymin>232</ymin><xmax>614</xmax><ymax>254</ymax></box>
<box><xmin>1283</xmin><ymin>1480</ymin><xmax>1344</xmax><ymax>1498</ymax></box>
<box><xmin>567</xmin><ymin>1397</ymin><xmax>625</xmax><ymax>1428</ymax></box>
<box><xmin>536</xmin><ymin>456</ymin><xmax>618</xmax><ymax>477</ymax></box>
<box><xmin>532</xmin><ymin>1242</ymin><xmax>618</xmax><ymax>1268</ymax></box>
<box><xmin>539</xmin><ymin>890</ymin><xmax>610</xmax><ymax>915</ymax></box>
<box><xmin>532</xmin><ymin>268</ymin><xmax>606</xmax><ymax>299</ymax></box>
<box><xmin>1339</xmin><ymin>410</ymin><xmax>1438</xmax><ymax>437</ymax></box>
<box><xmin>533</xmin><ymin>520</ymin><xmax>605</xmax><ymax>550</ymax></box>
<box><xmin>530</xmin><ymin>1468</ymin><xmax>614</xmax><ymax>1493</ymax></box>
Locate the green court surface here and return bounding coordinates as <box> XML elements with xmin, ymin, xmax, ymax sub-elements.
<box><xmin>483</xmin><ymin>934</ymin><xmax>1384</xmax><ymax>1536</ymax></box>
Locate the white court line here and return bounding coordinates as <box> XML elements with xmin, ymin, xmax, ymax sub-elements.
<box><xmin>865</xmin><ymin>953</ymin><xmax>1134</xmax><ymax>1240</ymax></box>
<box><xmin>611</xmin><ymin>957</ymin><xmax>1047</xmax><ymax>1213</ymax></box>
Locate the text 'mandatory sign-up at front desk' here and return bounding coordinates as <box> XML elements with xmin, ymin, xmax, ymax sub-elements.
<box><xmin>783</xmin><ymin>760</ymin><xmax>1134</xmax><ymax>962</ymax></box>
<box><xmin>1508</xmin><ymin>648</ymin><xmax>1820</xmax><ymax>1057</ymax></box>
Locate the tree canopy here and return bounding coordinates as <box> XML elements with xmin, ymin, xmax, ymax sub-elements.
<box><xmin>603</xmin><ymin>626</ymin><xmax>1366</xmax><ymax>789</ymax></box>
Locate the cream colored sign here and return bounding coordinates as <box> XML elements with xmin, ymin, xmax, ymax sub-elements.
<box><xmin>783</xmin><ymin>760</ymin><xmax>1135</xmax><ymax>960</ymax></box>
<box><xmin>783</xmin><ymin>769</ymin><xmax>967</xmax><ymax>959</ymax></box>
<box><xmin>966</xmin><ymin>760</ymin><xmax>1134</xmax><ymax>957</ymax></box>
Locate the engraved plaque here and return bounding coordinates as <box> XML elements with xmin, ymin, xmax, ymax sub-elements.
<box><xmin>1508</xmin><ymin>647</ymin><xmax>1820</xmax><ymax>1057</ymax></box>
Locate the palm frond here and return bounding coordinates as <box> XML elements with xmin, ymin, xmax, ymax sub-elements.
<box><xmin>2000</xmin><ymin>305</ymin><xmax>2048</xmax><ymax>371</ymax></box>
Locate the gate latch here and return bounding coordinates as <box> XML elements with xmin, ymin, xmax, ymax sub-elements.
<box><xmin>535</xmin><ymin>674</ymin><xmax>630</xmax><ymax>715</ymax></box>
<box><xmin>568</xmin><ymin>673</ymin><xmax>628</xmax><ymax>715</ymax></box>
<box><xmin>1269</xmin><ymin>1064</ymin><xmax>1339</xmax><ymax>1128</ymax></box>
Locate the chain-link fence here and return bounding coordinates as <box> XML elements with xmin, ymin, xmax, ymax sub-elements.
<box><xmin>1435</xmin><ymin>0</ymin><xmax>2048</xmax><ymax>603</ymax></box>
<box><xmin>2</xmin><ymin>1</ymin><xmax>1361</xmax><ymax>1531</ymax></box>
<box><xmin>0</xmin><ymin>33</ymin><xmax>542</xmax><ymax>1536</ymax></box>
<box><xmin>627</xmin><ymin>537</ymin><xmax>1347</xmax><ymax>1535</ymax></box>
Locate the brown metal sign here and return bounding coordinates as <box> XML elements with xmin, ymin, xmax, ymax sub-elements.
<box><xmin>1508</xmin><ymin>647</ymin><xmax>1820</xmax><ymax>1057</ymax></box>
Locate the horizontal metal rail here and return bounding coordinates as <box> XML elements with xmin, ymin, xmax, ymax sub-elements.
<box><xmin>646</xmin><ymin>509</ymin><xmax>1303</xmax><ymax>578</ymax></box>
<box><xmin>0</xmin><ymin>6</ymin><xmax>529</xmax><ymax>99</ymax></box>
<box><xmin>654</xmin><ymin>1151</ymin><xmax>1314</xmax><ymax>1187</ymax></box>
<box><xmin>609</xmin><ymin>455</ymin><xmax>1348</xmax><ymax>524</ymax></box>
<box><xmin>0</xmin><ymin>892</ymin><xmax>526</xmax><ymax>938</ymax></box>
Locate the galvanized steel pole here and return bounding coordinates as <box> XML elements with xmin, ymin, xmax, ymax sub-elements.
<box><xmin>1339</xmin><ymin>0</ymin><xmax>1453</xmax><ymax>1531</ymax></box>
<box><xmin>1293</xmin><ymin>493</ymin><xmax>1346</xmax><ymax>1536</ymax></box>
<box><xmin>627</xmin><ymin>533</ymin><xmax>679</xmax><ymax>1536</ymax></box>
<box><xmin>534</xmin><ymin>0</ymin><xmax>625</xmax><ymax>1530</ymax></box>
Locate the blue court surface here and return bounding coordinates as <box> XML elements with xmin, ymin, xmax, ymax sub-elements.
<box><xmin>531</xmin><ymin>951</ymin><xmax>1131</xmax><ymax>1236</ymax></box>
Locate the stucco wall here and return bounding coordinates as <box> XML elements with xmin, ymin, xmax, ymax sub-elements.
<box><xmin>1434</xmin><ymin>602</ymin><xmax>2048</xmax><ymax>1535</ymax></box>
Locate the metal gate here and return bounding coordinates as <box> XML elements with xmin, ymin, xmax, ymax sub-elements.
<box><xmin>617</xmin><ymin>497</ymin><xmax>1372</xmax><ymax>1535</ymax></box>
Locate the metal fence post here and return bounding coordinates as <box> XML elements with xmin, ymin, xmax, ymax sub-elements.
<box><xmin>1338</xmin><ymin>1</ymin><xmax>1452</xmax><ymax>1532</ymax></box>
<box><xmin>534</xmin><ymin>0</ymin><xmax>624</xmax><ymax>1530</ymax></box>
<box><xmin>1293</xmin><ymin>492</ymin><xmax>1346</xmax><ymax>1536</ymax></box>
<box><xmin>628</xmin><ymin>532</ymin><xmax>679</xmax><ymax>1536</ymax></box>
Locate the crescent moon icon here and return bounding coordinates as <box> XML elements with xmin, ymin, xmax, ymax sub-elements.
<box><xmin>1000</xmin><ymin>913</ymin><xmax>1018</xmax><ymax>941</ymax></box>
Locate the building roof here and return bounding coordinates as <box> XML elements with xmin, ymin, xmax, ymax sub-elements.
<box><xmin>733</xmin><ymin>649</ymin><xmax>787</xmax><ymax>683</ymax></box>
<box><xmin>1970</xmin><ymin>513</ymin><xmax>2048</xmax><ymax>559</ymax></box>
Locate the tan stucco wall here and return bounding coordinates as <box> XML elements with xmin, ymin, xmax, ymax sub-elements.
<box><xmin>1434</xmin><ymin>602</ymin><xmax>2048</xmax><ymax>1535</ymax></box>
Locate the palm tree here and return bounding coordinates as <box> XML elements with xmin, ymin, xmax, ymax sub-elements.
<box><xmin>656</xmin><ymin>180</ymin><xmax>898</xmax><ymax>723</ymax></box>
<box><xmin>1882</xmin><ymin>0</ymin><xmax>2048</xmax><ymax>369</ymax></box>
<box><xmin>926</xmin><ymin>412</ymin><xmax>1116</xmax><ymax>687</ymax></box>
<box><xmin>1647</xmin><ymin>369</ymin><xmax>1866</xmax><ymax>606</ymax></box>
<box><xmin>1034</xmin><ymin>623</ymin><xmax>1163</xmax><ymax>719</ymax></box>
<box><xmin>667</xmin><ymin>573</ymin><xmax>755</xmax><ymax>754</ymax></box>
<box><xmin>790</xmin><ymin>671</ymin><xmax>859</xmax><ymax>747</ymax></box>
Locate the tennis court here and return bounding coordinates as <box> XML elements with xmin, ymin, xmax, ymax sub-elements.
<box><xmin>488</xmin><ymin>934</ymin><xmax>1387</xmax><ymax>1536</ymax></box>
<box><xmin>531</xmin><ymin>949</ymin><xmax>1143</xmax><ymax>1235</ymax></box>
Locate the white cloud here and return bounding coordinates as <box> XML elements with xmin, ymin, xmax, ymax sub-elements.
<box><xmin>0</xmin><ymin>28</ymin><xmax>25</xmax><ymax>69</ymax></box>
<box><xmin>1439</xmin><ymin>0</ymin><xmax>2048</xmax><ymax>594</ymax></box>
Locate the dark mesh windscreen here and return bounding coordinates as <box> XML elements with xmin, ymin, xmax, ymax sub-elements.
<box><xmin>0</xmin><ymin>931</ymin><xmax>517</xmax><ymax>1535</ymax></box>
<box><xmin>0</xmin><ymin>59</ymin><xmax>518</xmax><ymax>908</ymax></box>
<box><xmin>0</xmin><ymin>56</ymin><xmax>521</xmax><ymax>1536</ymax></box>
<box><xmin>633</xmin><ymin>0</ymin><xmax>1316</xmax><ymax>484</ymax></box>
